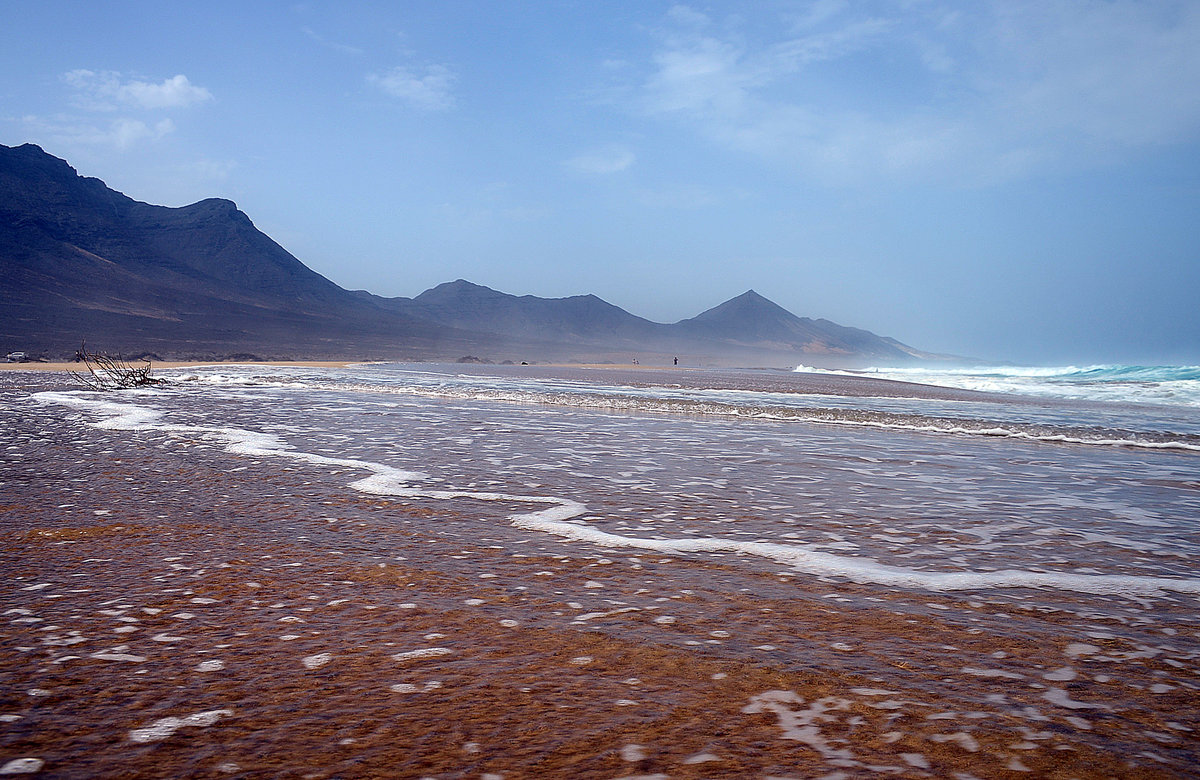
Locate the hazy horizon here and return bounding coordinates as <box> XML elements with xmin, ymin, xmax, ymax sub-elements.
<box><xmin>3</xmin><ymin>2</ymin><xmax>1198</xmax><ymax>365</ymax></box>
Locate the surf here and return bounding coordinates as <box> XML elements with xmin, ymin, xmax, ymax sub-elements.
<box><xmin>797</xmin><ymin>364</ymin><xmax>1200</xmax><ymax>408</ymax></box>
<box><xmin>34</xmin><ymin>389</ymin><xmax>1200</xmax><ymax>599</ymax></box>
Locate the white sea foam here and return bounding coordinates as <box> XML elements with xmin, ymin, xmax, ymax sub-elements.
<box><xmin>34</xmin><ymin>390</ymin><xmax>1200</xmax><ymax>598</ymax></box>
<box><xmin>799</xmin><ymin>364</ymin><xmax>1200</xmax><ymax>408</ymax></box>
<box><xmin>162</xmin><ymin>367</ymin><xmax>1200</xmax><ymax>451</ymax></box>
<box><xmin>1043</xmin><ymin>687</ymin><xmax>1107</xmax><ymax>711</ymax></box>
<box><xmin>929</xmin><ymin>732</ymin><xmax>980</xmax><ymax>752</ymax></box>
<box><xmin>302</xmin><ymin>653</ymin><xmax>333</xmax><ymax>669</ymax></box>
<box><xmin>90</xmin><ymin>652</ymin><xmax>146</xmax><ymax>662</ymax></box>
<box><xmin>128</xmin><ymin>709</ymin><xmax>233</xmax><ymax>743</ymax></box>
<box><xmin>392</xmin><ymin>647</ymin><xmax>454</xmax><ymax>662</ymax></box>
<box><xmin>742</xmin><ymin>691</ymin><xmax>856</xmax><ymax>762</ymax></box>
<box><xmin>620</xmin><ymin>744</ymin><xmax>647</xmax><ymax>762</ymax></box>
<box><xmin>0</xmin><ymin>759</ymin><xmax>45</xmax><ymax>775</ymax></box>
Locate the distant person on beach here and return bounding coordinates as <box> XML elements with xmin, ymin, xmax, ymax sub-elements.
<box><xmin>674</xmin><ymin>357</ymin><xmax>678</xmax><ymax>366</ymax></box>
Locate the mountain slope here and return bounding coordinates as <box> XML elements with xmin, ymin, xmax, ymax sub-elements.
<box><xmin>672</xmin><ymin>290</ymin><xmax>918</xmax><ymax>360</ymax></box>
<box><xmin>0</xmin><ymin>143</ymin><xmax>466</xmax><ymax>358</ymax></box>
<box><xmin>1</xmin><ymin>143</ymin><xmax>942</xmax><ymax>365</ymax></box>
<box><xmin>402</xmin><ymin>279</ymin><xmax>671</xmax><ymax>344</ymax></box>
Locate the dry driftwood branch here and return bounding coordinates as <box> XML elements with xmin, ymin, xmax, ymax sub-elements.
<box><xmin>69</xmin><ymin>342</ymin><xmax>166</xmax><ymax>391</ymax></box>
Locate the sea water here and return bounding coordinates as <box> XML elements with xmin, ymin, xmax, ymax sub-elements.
<box><xmin>10</xmin><ymin>362</ymin><xmax>1200</xmax><ymax>775</ymax></box>
<box><xmin>797</xmin><ymin>363</ymin><xmax>1200</xmax><ymax>409</ymax></box>
<box><xmin>34</xmin><ymin>362</ymin><xmax>1200</xmax><ymax>599</ymax></box>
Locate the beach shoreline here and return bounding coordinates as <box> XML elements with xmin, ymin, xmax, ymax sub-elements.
<box><xmin>0</xmin><ymin>360</ymin><xmax>361</xmax><ymax>372</ymax></box>
<box><xmin>0</xmin><ymin>359</ymin><xmax>996</xmax><ymax>402</ymax></box>
<box><xmin>4</xmin><ymin>365</ymin><xmax>1198</xmax><ymax>777</ymax></box>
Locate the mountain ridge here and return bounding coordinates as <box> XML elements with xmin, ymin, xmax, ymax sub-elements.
<box><xmin>404</xmin><ymin>279</ymin><xmax>672</xmax><ymax>345</ymax></box>
<box><xmin>0</xmin><ymin>143</ymin><xmax>473</xmax><ymax>360</ymax></box>
<box><xmin>1</xmin><ymin>143</ymin><xmax>947</xmax><ymax>365</ymax></box>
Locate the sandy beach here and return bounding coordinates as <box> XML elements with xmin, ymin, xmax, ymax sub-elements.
<box><xmin>0</xmin><ymin>361</ymin><xmax>359</xmax><ymax>372</ymax></box>
<box><xmin>3</xmin><ymin>366</ymin><xmax>1198</xmax><ymax>778</ymax></box>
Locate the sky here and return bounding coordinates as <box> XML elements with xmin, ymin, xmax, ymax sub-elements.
<box><xmin>2</xmin><ymin>1</ymin><xmax>1199</xmax><ymax>365</ymax></box>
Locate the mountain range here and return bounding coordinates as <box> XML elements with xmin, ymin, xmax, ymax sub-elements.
<box><xmin>0</xmin><ymin>143</ymin><xmax>946</xmax><ymax>365</ymax></box>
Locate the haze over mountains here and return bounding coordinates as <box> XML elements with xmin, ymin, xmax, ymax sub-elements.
<box><xmin>0</xmin><ymin>143</ymin><xmax>947</xmax><ymax>365</ymax></box>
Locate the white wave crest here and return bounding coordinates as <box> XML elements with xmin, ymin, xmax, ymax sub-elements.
<box><xmin>798</xmin><ymin>364</ymin><xmax>1200</xmax><ymax>408</ymax></box>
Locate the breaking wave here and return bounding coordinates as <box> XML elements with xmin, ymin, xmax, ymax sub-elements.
<box><xmin>796</xmin><ymin>364</ymin><xmax>1200</xmax><ymax>408</ymax></box>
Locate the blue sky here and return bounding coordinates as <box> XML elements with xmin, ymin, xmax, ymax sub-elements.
<box><xmin>2</xmin><ymin>1</ymin><xmax>1198</xmax><ymax>364</ymax></box>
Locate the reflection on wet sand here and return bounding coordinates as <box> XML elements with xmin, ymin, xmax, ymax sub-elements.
<box><xmin>2</xmin><ymin>369</ymin><xmax>1198</xmax><ymax>778</ymax></box>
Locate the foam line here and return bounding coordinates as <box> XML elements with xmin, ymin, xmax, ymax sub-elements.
<box><xmin>243</xmin><ymin>381</ymin><xmax>1200</xmax><ymax>452</ymax></box>
<box><xmin>165</xmin><ymin>371</ymin><xmax>1200</xmax><ymax>452</ymax></box>
<box><xmin>35</xmin><ymin>392</ymin><xmax>427</xmax><ymax>483</ymax></box>
<box><xmin>34</xmin><ymin>391</ymin><xmax>1200</xmax><ymax>598</ymax></box>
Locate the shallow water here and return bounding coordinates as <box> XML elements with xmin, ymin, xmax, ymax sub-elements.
<box><xmin>180</xmin><ymin>362</ymin><xmax>1200</xmax><ymax>447</ymax></box>
<box><xmin>136</xmin><ymin>363</ymin><xmax>1200</xmax><ymax>593</ymax></box>
<box><xmin>4</xmin><ymin>364</ymin><xmax>1199</xmax><ymax>777</ymax></box>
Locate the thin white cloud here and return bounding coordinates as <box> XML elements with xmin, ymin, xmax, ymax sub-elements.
<box><xmin>634</xmin><ymin>1</ymin><xmax>1200</xmax><ymax>185</ymax></box>
<box><xmin>768</xmin><ymin>16</ymin><xmax>892</xmax><ymax>70</ymax></box>
<box><xmin>786</xmin><ymin>0</ymin><xmax>849</xmax><ymax>32</ymax></box>
<box><xmin>62</xmin><ymin>70</ymin><xmax>115</xmax><ymax>111</ymax></box>
<box><xmin>49</xmin><ymin>70</ymin><xmax>209</xmax><ymax>153</ymax></box>
<box><xmin>644</xmin><ymin>36</ymin><xmax>748</xmax><ymax>117</ymax></box>
<box><xmin>637</xmin><ymin>184</ymin><xmax>719</xmax><ymax>209</ymax></box>
<box><xmin>367</xmin><ymin>64</ymin><xmax>456</xmax><ymax>111</ymax></box>
<box><xmin>120</xmin><ymin>74</ymin><xmax>212</xmax><ymax>109</ymax></box>
<box><xmin>990</xmin><ymin>0</ymin><xmax>1200</xmax><ymax>149</ymax></box>
<box><xmin>63</xmin><ymin>70</ymin><xmax>213</xmax><ymax>110</ymax></box>
<box><xmin>24</xmin><ymin>114</ymin><xmax>176</xmax><ymax>150</ymax></box>
<box><xmin>565</xmin><ymin>145</ymin><xmax>636</xmax><ymax>174</ymax></box>
<box><xmin>666</xmin><ymin>4</ymin><xmax>711</xmax><ymax>30</ymax></box>
<box><xmin>302</xmin><ymin>26</ymin><xmax>364</xmax><ymax>56</ymax></box>
<box><xmin>179</xmin><ymin>157</ymin><xmax>237</xmax><ymax>181</ymax></box>
<box><xmin>115</xmin><ymin>117</ymin><xmax>175</xmax><ymax>148</ymax></box>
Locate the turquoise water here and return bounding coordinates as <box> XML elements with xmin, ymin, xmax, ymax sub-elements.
<box><xmin>796</xmin><ymin>364</ymin><xmax>1200</xmax><ymax>408</ymax></box>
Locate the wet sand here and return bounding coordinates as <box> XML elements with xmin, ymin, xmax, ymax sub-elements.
<box><xmin>0</xmin><ymin>361</ymin><xmax>358</xmax><ymax>372</ymax></box>
<box><xmin>2</xmin><ymin>372</ymin><xmax>1198</xmax><ymax>779</ymax></box>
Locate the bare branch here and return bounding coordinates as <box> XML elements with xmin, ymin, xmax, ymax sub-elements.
<box><xmin>69</xmin><ymin>342</ymin><xmax>166</xmax><ymax>391</ymax></box>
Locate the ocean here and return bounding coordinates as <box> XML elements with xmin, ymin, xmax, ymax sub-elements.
<box><xmin>4</xmin><ymin>362</ymin><xmax>1199</xmax><ymax>777</ymax></box>
<box><xmin>797</xmin><ymin>363</ymin><xmax>1200</xmax><ymax>409</ymax></box>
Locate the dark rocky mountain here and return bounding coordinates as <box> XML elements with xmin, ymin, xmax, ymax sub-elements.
<box><xmin>672</xmin><ymin>290</ymin><xmax>928</xmax><ymax>361</ymax></box>
<box><xmin>369</xmin><ymin>279</ymin><xmax>672</xmax><ymax>346</ymax></box>
<box><xmin>0</xmin><ymin>143</ymin><xmax>479</xmax><ymax>360</ymax></box>
<box><xmin>370</xmin><ymin>283</ymin><xmax>932</xmax><ymax>362</ymax></box>
<box><xmin>1</xmin><ymin>143</ymin><xmax>942</xmax><ymax>365</ymax></box>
